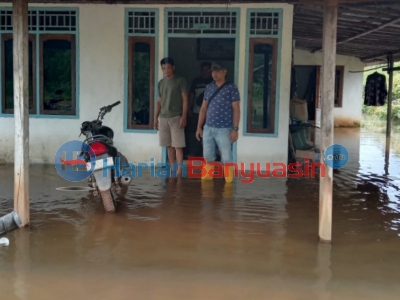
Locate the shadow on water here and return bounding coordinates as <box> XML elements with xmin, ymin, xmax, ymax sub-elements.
<box><xmin>0</xmin><ymin>127</ymin><xmax>400</xmax><ymax>299</ymax></box>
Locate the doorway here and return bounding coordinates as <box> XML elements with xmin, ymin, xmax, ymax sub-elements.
<box><xmin>166</xmin><ymin>37</ymin><xmax>236</xmax><ymax>162</ymax></box>
<box><xmin>292</xmin><ymin>65</ymin><xmax>318</xmax><ymax>121</ymax></box>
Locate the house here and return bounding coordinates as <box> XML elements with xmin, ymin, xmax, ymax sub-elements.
<box><xmin>0</xmin><ymin>0</ymin><xmax>395</xmax><ymax>169</ymax></box>
<box><xmin>3</xmin><ymin>0</ymin><xmax>400</xmax><ymax>240</ymax></box>
<box><xmin>0</xmin><ymin>1</ymin><xmax>398</xmax><ymax>169</ymax></box>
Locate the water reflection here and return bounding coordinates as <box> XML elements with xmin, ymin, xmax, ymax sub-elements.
<box><xmin>0</xmin><ymin>127</ymin><xmax>399</xmax><ymax>299</ymax></box>
<box><xmin>13</xmin><ymin>230</ymin><xmax>30</xmax><ymax>300</ymax></box>
<box><xmin>312</xmin><ymin>243</ymin><xmax>332</xmax><ymax>300</ymax></box>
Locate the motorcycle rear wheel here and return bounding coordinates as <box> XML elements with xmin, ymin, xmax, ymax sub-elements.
<box><xmin>99</xmin><ymin>189</ymin><xmax>117</xmax><ymax>213</ymax></box>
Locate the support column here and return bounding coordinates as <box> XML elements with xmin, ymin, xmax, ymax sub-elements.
<box><xmin>385</xmin><ymin>53</ymin><xmax>394</xmax><ymax>174</ymax></box>
<box><xmin>319</xmin><ymin>0</ymin><xmax>338</xmax><ymax>243</ymax></box>
<box><xmin>13</xmin><ymin>0</ymin><xmax>30</xmax><ymax>227</ymax></box>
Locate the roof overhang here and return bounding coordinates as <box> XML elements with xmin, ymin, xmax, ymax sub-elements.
<box><xmin>292</xmin><ymin>0</ymin><xmax>400</xmax><ymax>64</ymax></box>
<box><xmin>1</xmin><ymin>0</ymin><xmax>398</xmax><ymax>63</ymax></box>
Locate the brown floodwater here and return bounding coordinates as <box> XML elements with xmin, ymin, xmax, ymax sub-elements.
<box><xmin>0</xmin><ymin>127</ymin><xmax>400</xmax><ymax>300</ymax></box>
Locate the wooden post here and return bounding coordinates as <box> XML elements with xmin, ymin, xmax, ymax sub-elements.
<box><xmin>13</xmin><ymin>0</ymin><xmax>30</xmax><ymax>227</ymax></box>
<box><xmin>385</xmin><ymin>52</ymin><xmax>394</xmax><ymax>173</ymax></box>
<box><xmin>319</xmin><ymin>0</ymin><xmax>338</xmax><ymax>243</ymax></box>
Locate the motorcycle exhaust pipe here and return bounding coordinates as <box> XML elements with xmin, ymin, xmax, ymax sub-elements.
<box><xmin>0</xmin><ymin>211</ymin><xmax>22</xmax><ymax>237</ymax></box>
<box><xmin>120</xmin><ymin>176</ymin><xmax>132</xmax><ymax>186</ymax></box>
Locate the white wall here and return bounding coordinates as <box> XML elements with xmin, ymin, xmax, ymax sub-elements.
<box><xmin>0</xmin><ymin>2</ymin><xmax>294</xmax><ymax>168</ymax></box>
<box><xmin>293</xmin><ymin>48</ymin><xmax>365</xmax><ymax>127</ymax></box>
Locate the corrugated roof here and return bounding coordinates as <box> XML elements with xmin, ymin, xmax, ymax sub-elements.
<box><xmin>293</xmin><ymin>1</ymin><xmax>400</xmax><ymax>63</ymax></box>
<box><xmin>2</xmin><ymin>0</ymin><xmax>399</xmax><ymax>62</ymax></box>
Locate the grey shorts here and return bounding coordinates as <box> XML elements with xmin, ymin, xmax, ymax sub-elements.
<box><xmin>159</xmin><ymin>115</ymin><xmax>186</xmax><ymax>148</ymax></box>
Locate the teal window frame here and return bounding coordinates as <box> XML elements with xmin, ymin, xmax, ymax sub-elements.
<box><xmin>244</xmin><ymin>8</ymin><xmax>283</xmax><ymax>137</ymax></box>
<box><xmin>124</xmin><ymin>8</ymin><xmax>159</xmax><ymax>134</ymax></box>
<box><xmin>0</xmin><ymin>7</ymin><xmax>80</xmax><ymax>119</ymax></box>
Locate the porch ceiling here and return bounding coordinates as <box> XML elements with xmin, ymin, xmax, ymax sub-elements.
<box><xmin>293</xmin><ymin>1</ymin><xmax>400</xmax><ymax>63</ymax></box>
<box><xmin>1</xmin><ymin>0</ymin><xmax>398</xmax><ymax>63</ymax></box>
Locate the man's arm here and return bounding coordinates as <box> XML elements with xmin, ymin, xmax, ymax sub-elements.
<box><xmin>195</xmin><ymin>83</ymin><xmax>213</xmax><ymax>140</ymax></box>
<box><xmin>155</xmin><ymin>97</ymin><xmax>161</xmax><ymax>120</ymax></box>
<box><xmin>230</xmin><ymin>84</ymin><xmax>241</xmax><ymax>131</ymax></box>
<box><xmin>182</xmin><ymin>92</ymin><xmax>189</xmax><ymax>117</ymax></box>
<box><xmin>197</xmin><ymin>85</ymin><xmax>210</xmax><ymax>131</ymax></box>
<box><xmin>197</xmin><ymin>100</ymin><xmax>208</xmax><ymax>130</ymax></box>
<box><xmin>154</xmin><ymin>81</ymin><xmax>162</xmax><ymax>128</ymax></box>
<box><xmin>232</xmin><ymin>100</ymin><xmax>240</xmax><ymax>128</ymax></box>
<box><xmin>180</xmin><ymin>78</ymin><xmax>189</xmax><ymax>117</ymax></box>
<box><xmin>230</xmin><ymin>98</ymin><xmax>240</xmax><ymax>142</ymax></box>
<box><xmin>154</xmin><ymin>96</ymin><xmax>161</xmax><ymax>129</ymax></box>
<box><xmin>179</xmin><ymin>78</ymin><xmax>189</xmax><ymax>128</ymax></box>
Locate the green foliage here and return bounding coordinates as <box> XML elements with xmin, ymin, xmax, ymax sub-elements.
<box><xmin>3</xmin><ymin>39</ymin><xmax>72</xmax><ymax>111</ymax></box>
<box><xmin>251</xmin><ymin>47</ymin><xmax>273</xmax><ymax>125</ymax></box>
<box><xmin>4</xmin><ymin>40</ymin><xmax>31</xmax><ymax>100</ymax></box>
<box><xmin>362</xmin><ymin>104</ymin><xmax>400</xmax><ymax>122</ymax></box>
<box><xmin>43</xmin><ymin>50</ymin><xmax>72</xmax><ymax>100</ymax></box>
<box><xmin>132</xmin><ymin>51</ymin><xmax>150</xmax><ymax>114</ymax></box>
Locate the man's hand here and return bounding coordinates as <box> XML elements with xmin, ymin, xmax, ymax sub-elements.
<box><xmin>154</xmin><ymin>97</ymin><xmax>161</xmax><ymax>130</ymax></box>
<box><xmin>230</xmin><ymin>130</ymin><xmax>238</xmax><ymax>143</ymax></box>
<box><xmin>180</xmin><ymin>116</ymin><xmax>187</xmax><ymax>128</ymax></box>
<box><xmin>196</xmin><ymin>128</ymin><xmax>203</xmax><ymax>141</ymax></box>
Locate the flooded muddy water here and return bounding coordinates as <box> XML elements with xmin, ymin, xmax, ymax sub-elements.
<box><xmin>1</xmin><ymin>127</ymin><xmax>400</xmax><ymax>299</ymax></box>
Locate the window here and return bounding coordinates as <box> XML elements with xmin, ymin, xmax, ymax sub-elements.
<box><xmin>127</xmin><ymin>37</ymin><xmax>155</xmax><ymax>129</ymax></box>
<box><xmin>247</xmin><ymin>38</ymin><xmax>278</xmax><ymax>134</ymax></box>
<box><xmin>0</xmin><ymin>9</ymin><xmax>78</xmax><ymax>116</ymax></box>
<box><xmin>334</xmin><ymin>66</ymin><xmax>344</xmax><ymax>107</ymax></box>
<box><xmin>246</xmin><ymin>9</ymin><xmax>281</xmax><ymax>135</ymax></box>
<box><xmin>2</xmin><ymin>34</ymin><xmax>36</xmax><ymax>114</ymax></box>
<box><xmin>126</xmin><ymin>10</ymin><xmax>157</xmax><ymax>131</ymax></box>
<box><xmin>40</xmin><ymin>34</ymin><xmax>76</xmax><ymax>115</ymax></box>
<box><xmin>315</xmin><ymin>65</ymin><xmax>344</xmax><ymax>108</ymax></box>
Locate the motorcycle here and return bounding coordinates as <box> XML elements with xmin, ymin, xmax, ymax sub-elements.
<box><xmin>79</xmin><ymin>101</ymin><xmax>131</xmax><ymax>213</ymax></box>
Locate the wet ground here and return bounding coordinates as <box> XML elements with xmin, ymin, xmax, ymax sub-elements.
<box><xmin>1</xmin><ymin>127</ymin><xmax>400</xmax><ymax>300</ymax></box>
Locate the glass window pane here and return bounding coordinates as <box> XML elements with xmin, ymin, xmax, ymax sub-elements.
<box><xmin>335</xmin><ymin>68</ymin><xmax>341</xmax><ymax>105</ymax></box>
<box><xmin>131</xmin><ymin>42</ymin><xmax>151</xmax><ymax>126</ymax></box>
<box><xmin>4</xmin><ymin>39</ymin><xmax>34</xmax><ymax>111</ymax></box>
<box><xmin>251</xmin><ymin>43</ymin><xmax>273</xmax><ymax>130</ymax></box>
<box><xmin>42</xmin><ymin>39</ymin><xmax>73</xmax><ymax>112</ymax></box>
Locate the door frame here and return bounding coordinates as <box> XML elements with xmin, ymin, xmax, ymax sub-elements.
<box><xmin>162</xmin><ymin>7</ymin><xmax>240</xmax><ymax>165</ymax></box>
<box><xmin>315</xmin><ymin>65</ymin><xmax>345</xmax><ymax>109</ymax></box>
<box><xmin>246</xmin><ymin>37</ymin><xmax>278</xmax><ymax>134</ymax></box>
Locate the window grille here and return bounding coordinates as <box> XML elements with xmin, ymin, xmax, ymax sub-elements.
<box><xmin>0</xmin><ymin>10</ymin><xmax>11</xmax><ymax>31</ymax></box>
<box><xmin>127</xmin><ymin>11</ymin><xmax>156</xmax><ymax>35</ymax></box>
<box><xmin>167</xmin><ymin>11</ymin><xmax>237</xmax><ymax>35</ymax></box>
<box><xmin>249</xmin><ymin>12</ymin><xmax>280</xmax><ymax>36</ymax></box>
<box><xmin>0</xmin><ymin>9</ymin><xmax>77</xmax><ymax>32</ymax></box>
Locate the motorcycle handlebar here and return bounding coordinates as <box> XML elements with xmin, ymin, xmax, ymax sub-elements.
<box><xmin>99</xmin><ymin>101</ymin><xmax>121</xmax><ymax>113</ymax></box>
<box><xmin>109</xmin><ymin>101</ymin><xmax>121</xmax><ymax>108</ymax></box>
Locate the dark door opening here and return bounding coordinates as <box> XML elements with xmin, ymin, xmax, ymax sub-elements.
<box><xmin>167</xmin><ymin>37</ymin><xmax>236</xmax><ymax>161</ymax></box>
<box><xmin>292</xmin><ymin>65</ymin><xmax>318</xmax><ymax>121</ymax></box>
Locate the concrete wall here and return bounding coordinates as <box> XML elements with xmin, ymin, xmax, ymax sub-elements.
<box><xmin>0</xmin><ymin>2</ymin><xmax>294</xmax><ymax>168</ymax></box>
<box><xmin>293</xmin><ymin>48</ymin><xmax>365</xmax><ymax>127</ymax></box>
